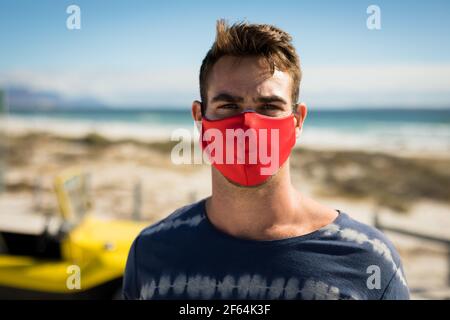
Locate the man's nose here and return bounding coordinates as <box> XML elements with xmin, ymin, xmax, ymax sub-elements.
<box><xmin>243</xmin><ymin>109</ymin><xmax>258</xmax><ymax>127</ymax></box>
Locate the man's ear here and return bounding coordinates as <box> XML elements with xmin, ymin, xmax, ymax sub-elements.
<box><xmin>293</xmin><ymin>102</ymin><xmax>307</xmax><ymax>137</ymax></box>
<box><xmin>192</xmin><ymin>100</ymin><xmax>203</xmax><ymax>122</ymax></box>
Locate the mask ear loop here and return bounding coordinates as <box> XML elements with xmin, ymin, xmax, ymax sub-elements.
<box><xmin>292</xmin><ymin>103</ymin><xmax>303</xmax><ymax>135</ymax></box>
<box><xmin>200</xmin><ymin>101</ymin><xmax>206</xmax><ymax>117</ymax></box>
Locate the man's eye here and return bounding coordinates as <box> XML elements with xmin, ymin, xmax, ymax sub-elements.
<box><xmin>219</xmin><ymin>104</ymin><xmax>239</xmax><ymax>109</ymax></box>
<box><xmin>261</xmin><ymin>104</ymin><xmax>280</xmax><ymax>110</ymax></box>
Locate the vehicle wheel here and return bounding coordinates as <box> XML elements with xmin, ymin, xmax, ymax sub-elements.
<box><xmin>112</xmin><ymin>286</ymin><xmax>124</xmax><ymax>300</ymax></box>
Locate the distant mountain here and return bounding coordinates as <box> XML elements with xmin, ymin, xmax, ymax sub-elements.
<box><xmin>4</xmin><ymin>86</ymin><xmax>108</xmax><ymax>111</ymax></box>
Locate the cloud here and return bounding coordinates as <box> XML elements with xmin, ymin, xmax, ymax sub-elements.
<box><xmin>1</xmin><ymin>64</ymin><xmax>450</xmax><ymax>108</ymax></box>
<box><xmin>301</xmin><ymin>65</ymin><xmax>450</xmax><ymax>107</ymax></box>
<box><xmin>0</xmin><ymin>68</ymin><xmax>199</xmax><ymax>107</ymax></box>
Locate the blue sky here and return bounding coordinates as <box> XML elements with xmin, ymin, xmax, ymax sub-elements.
<box><xmin>1</xmin><ymin>0</ymin><xmax>450</xmax><ymax>108</ymax></box>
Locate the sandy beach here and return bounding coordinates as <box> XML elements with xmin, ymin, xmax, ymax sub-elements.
<box><xmin>1</xmin><ymin>124</ymin><xmax>449</xmax><ymax>299</ymax></box>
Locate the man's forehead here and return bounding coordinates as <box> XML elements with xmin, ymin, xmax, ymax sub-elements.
<box><xmin>210</xmin><ymin>56</ymin><xmax>290</xmax><ymax>82</ymax></box>
<box><xmin>208</xmin><ymin>56</ymin><xmax>292</xmax><ymax>100</ymax></box>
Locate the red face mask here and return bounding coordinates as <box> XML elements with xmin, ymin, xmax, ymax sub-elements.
<box><xmin>201</xmin><ymin>111</ymin><xmax>297</xmax><ymax>187</ymax></box>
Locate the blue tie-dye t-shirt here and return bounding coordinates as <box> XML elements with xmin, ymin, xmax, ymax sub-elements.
<box><xmin>123</xmin><ymin>199</ymin><xmax>410</xmax><ymax>300</ymax></box>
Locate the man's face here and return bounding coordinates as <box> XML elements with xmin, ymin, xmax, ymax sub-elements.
<box><xmin>192</xmin><ymin>54</ymin><xmax>307</xmax><ymax>187</ymax></box>
<box><xmin>204</xmin><ymin>55</ymin><xmax>294</xmax><ymax>120</ymax></box>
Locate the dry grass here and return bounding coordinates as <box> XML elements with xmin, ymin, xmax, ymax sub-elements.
<box><xmin>291</xmin><ymin>148</ymin><xmax>450</xmax><ymax>212</ymax></box>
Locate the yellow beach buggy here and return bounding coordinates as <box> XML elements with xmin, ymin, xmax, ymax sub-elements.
<box><xmin>0</xmin><ymin>169</ymin><xmax>148</xmax><ymax>299</ymax></box>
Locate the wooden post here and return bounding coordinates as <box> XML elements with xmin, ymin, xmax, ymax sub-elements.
<box><xmin>0</xmin><ymin>89</ymin><xmax>6</xmax><ymax>194</ymax></box>
<box><xmin>132</xmin><ymin>179</ymin><xmax>142</xmax><ymax>221</ymax></box>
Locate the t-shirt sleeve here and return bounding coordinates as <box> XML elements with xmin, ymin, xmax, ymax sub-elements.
<box><xmin>380</xmin><ymin>264</ymin><xmax>410</xmax><ymax>300</ymax></box>
<box><xmin>123</xmin><ymin>235</ymin><xmax>140</xmax><ymax>300</ymax></box>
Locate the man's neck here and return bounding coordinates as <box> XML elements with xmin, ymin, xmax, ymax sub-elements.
<box><xmin>206</xmin><ymin>164</ymin><xmax>338</xmax><ymax>241</ymax></box>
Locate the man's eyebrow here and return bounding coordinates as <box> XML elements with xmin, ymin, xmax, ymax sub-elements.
<box><xmin>211</xmin><ymin>93</ymin><xmax>288</xmax><ymax>105</ymax></box>
<box><xmin>211</xmin><ymin>93</ymin><xmax>245</xmax><ymax>103</ymax></box>
<box><xmin>255</xmin><ymin>95</ymin><xmax>288</xmax><ymax>105</ymax></box>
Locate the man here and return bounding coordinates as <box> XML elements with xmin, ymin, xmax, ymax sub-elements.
<box><xmin>123</xmin><ymin>20</ymin><xmax>409</xmax><ymax>300</ymax></box>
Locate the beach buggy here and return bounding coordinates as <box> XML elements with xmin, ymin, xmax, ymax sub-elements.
<box><xmin>0</xmin><ymin>168</ymin><xmax>147</xmax><ymax>299</ymax></box>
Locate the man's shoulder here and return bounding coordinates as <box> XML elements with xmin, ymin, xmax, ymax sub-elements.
<box><xmin>318</xmin><ymin>211</ymin><xmax>409</xmax><ymax>299</ymax></box>
<box><xmin>334</xmin><ymin>212</ymin><xmax>392</xmax><ymax>241</ymax></box>
<box><xmin>137</xmin><ymin>198</ymin><xmax>206</xmax><ymax>241</ymax></box>
<box><xmin>322</xmin><ymin>212</ymin><xmax>404</xmax><ymax>267</ymax></box>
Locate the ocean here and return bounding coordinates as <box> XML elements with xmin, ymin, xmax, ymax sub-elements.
<box><xmin>4</xmin><ymin>108</ymin><xmax>450</xmax><ymax>155</ymax></box>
